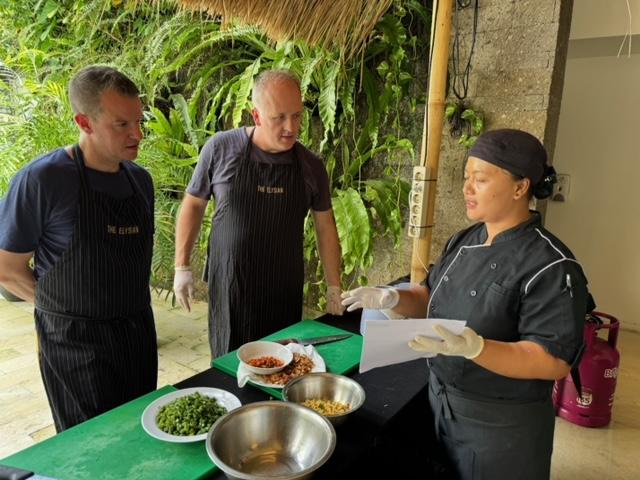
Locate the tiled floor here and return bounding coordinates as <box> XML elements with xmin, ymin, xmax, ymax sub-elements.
<box><xmin>0</xmin><ymin>293</ymin><xmax>211</xmax><ymax>458</ymax></box>
<box><xmin>0</xmin><ymin>295</ymin><xmax>638</xmax><ymax>478</ymax></box>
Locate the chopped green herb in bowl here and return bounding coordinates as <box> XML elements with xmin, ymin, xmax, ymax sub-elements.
<box><xmin>156</xmin><ymin>392</ymin><xmax>228</xmax><ymax>436</ymax></box>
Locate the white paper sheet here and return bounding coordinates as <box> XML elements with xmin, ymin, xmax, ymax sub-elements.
<box><xmin>359</xmin><ymin>318</ymin><xmax>467</xmax><ymax>373</ymax></box>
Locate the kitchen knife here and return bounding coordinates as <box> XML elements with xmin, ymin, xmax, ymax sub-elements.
<box><xmin>274</xmin><ymin>334</ymin><xmax>352</xmax><ymax>346</ymax></box>
<box><xmin>0</xmin><ymin>464</ymin><xmax>59</xmax><ymax>480</ymax></box>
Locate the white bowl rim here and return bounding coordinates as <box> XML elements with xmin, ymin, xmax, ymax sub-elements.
<box><xmin>206</xmin><ymin>400</ymin><xmax>336</xmax><ymax>480</ymax></box>
<box><xmin>237</xmin><ymin>341</ymin><xmax>294</xmax><ymax>374</ymax></box>
<box><xmin>141</xmin><ymin>387</ymin><xmax>241</xmax><ymax>442</ymax></box>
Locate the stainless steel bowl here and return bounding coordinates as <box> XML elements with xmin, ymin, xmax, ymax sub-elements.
<box><xmin>282</xmin><ymin>373</ymin><xmax>366</xmax><ymax>426</ymax></box>
<box><xmin>206</xmin><ymin>401</ymin><xmax>336</xmax><ymax>480</ymax></box>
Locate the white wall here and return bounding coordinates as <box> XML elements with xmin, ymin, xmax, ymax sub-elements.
<box><xmin>546</xmin><ymin>2</ymin><xmax>640</xmax><ymax>331</ymax></box>
<box><xmin>571</xmin><ymin>0</ymin><xmax>640</xmax><ymax>39</ymax></box>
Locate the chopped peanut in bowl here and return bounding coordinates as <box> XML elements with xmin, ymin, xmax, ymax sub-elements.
<box><xmin>257</xmin><ymin>353</ymin><xmax>315</xmax><ymax>385</ymax></box>
<box><xmin>301</xmin><ymin>398</ymin><xmax>351</xmax><ymax>415</ymax></box>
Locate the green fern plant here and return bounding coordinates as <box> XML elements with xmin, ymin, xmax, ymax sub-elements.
<box><xmin>445</xmin><ymin>101</ymin><xmax>485</xmax><ymax>148</ymax></box>
<box><xmin>1</xmin><ymin>0</ymin><xmax>429</xmax><ymax>311</ymax></box>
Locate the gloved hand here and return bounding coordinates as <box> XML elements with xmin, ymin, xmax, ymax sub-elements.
<box><xmin>408</xmin><ymin>325</ymin><xmax>484</xmax><ymax>359</ymax></box>
<box><xmin>341</xmin><ymin>286</ymin><xmax>400</xmax><ymax>312</ymax></box>
<box><xmin>326</xmin><ymin>285</ymin><xmax>344</xmax><ymax>316</ymax></box>
<box><xmin>173</xmin><ymin>267</ymin><xmax>194</xmax><ymax>312</ymax></box>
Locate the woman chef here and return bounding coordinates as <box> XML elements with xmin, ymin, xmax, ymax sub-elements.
<box><xmin>342</xmin><ymin>129</ymin><xmax>591</xmax><ymax>479</ymax></box>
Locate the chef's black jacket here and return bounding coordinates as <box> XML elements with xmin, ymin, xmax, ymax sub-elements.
<box><xmin>426</xmin><ymin>212</ymin><xmax>589</xmax><ymax>401</ymax></box>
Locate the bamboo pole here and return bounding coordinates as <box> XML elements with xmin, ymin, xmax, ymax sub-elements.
<box><xmin>409</xmin><ymin>0</ymin><xmax>454</xmax><ymax>283</ymax></box>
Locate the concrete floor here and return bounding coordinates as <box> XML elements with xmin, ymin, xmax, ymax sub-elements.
<box><xmin>0</xmin><ymin>295</ymin><xmax>638</xmax><ymax>478</ymax></box>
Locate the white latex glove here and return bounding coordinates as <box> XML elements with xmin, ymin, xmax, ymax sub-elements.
<box><xmin>173</xmin><ymin>268</ymin><xmax>194</xmax><ymax>312</ymax></box>
<box><xmin>408</xmin><ymin>324</ymin><xmax>485</xmax><ymax>359</ymax></box>
<box><xmin>326</xmin><ymin>285</ymin><xmax>344</xmax><ymax>316</ymax></box>
<box><xmin>341</xmin><ymin>286</ymin><xmax>400</xmax><ymax>312</ymax></box>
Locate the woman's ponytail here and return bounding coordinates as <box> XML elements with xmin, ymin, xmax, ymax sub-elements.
<box><xmin>532</xmin><ymin>165</ymin><xmax>557</xmax><ymax>200</ymax></box>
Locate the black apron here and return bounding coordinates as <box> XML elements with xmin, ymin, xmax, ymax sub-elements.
<box><xmin>428</xmin><ymin>371</ymin><xmax>555</xmax><ymax>479</ymax></box>
<box><xmin>207</xmin><ymin>129</ymin><xmax>307</xmax><ymax>357</ymax></box>
<box><xmin>34</xmin><ymin>145</ymin><xmax>157</xmax><ymax>432</ymax></box>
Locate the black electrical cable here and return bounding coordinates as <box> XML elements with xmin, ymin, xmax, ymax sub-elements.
<box><xmin>451</xmin><ymin>0</ymin><xmax>479</xmax><ymax>101</ymax></box>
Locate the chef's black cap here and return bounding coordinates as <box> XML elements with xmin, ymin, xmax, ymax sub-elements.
<box><xmin>469</xmin><ymin>129</ymin><xmax>547</xmax><ymax>185</ymax></box>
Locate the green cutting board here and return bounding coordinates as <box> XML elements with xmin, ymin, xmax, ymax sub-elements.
<box><xmin>212</xmin><ymin>319</ymin><xmax>363</xmax><ymax>399</ymax></box>
<box><xmin>0</xmin><ymin>386</ymin><xmax>217</xmax><ymax>480</ymax></box>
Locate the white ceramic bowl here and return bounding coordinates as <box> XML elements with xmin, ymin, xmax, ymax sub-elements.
<box><xmin>237</xmin><ymin>341</ymin><xmax>294</xmax><ymax>375</ymax></box>
<box><xmin>141</xmin><ymin>387</ymin><xmax>241</xmax><ymax>443</ymax></box>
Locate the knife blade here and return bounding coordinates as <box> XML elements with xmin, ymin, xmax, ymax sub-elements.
<box><xmin>274</xmin><ymin>333</ymin><xmax>352</xmax><ymax>346</ymax></box>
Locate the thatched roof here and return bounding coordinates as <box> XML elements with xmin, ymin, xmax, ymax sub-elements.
<box><xmin>178</xmin><ymin>0</ymin><xmax>393</xmax><ymax>57</ymax></box>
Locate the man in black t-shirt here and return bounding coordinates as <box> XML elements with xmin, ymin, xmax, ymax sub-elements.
<box><xmin>173</xmin><ymin>69</ymin><xmax>344</xmax><ymax>358</ymax></box>
<box><xmin>0</xmin><ymin>66</ymin><xmax>157</xmax><ymax>432</ymax></box>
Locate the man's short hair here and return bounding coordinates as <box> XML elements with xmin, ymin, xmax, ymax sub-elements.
<box><xmin>68</xmin><ymin>65</ymin><xmax>139</xmax><ymax>117</ymax></box>
<box><xmin>252</xmin><ymin>69</ymin><xmax>301</xmax><ymax>108</ymax></box>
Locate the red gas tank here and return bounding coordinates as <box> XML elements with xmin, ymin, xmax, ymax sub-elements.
<box><xmin>553</xmin><ymin>312</ymin><xmax>620</xmax><ymax>427</ymax></box>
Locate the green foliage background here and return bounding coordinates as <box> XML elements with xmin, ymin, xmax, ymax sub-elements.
<box><xmin>0</xmin><ymin>0</ymin><xmax>429</xmax><ymax>311</ymax></box>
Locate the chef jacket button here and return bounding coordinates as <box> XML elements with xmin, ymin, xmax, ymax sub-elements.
<box><xmin>431</xmin><ymin>304</ymin><xmax>437</xmax><ymax>311</ymax></box>
<box><xmin>470</xmin><ymin>290</ymin><xmax>477</xmax><ymax>297</ymax></box>
<box><xmin>490</xmin><ymin>263</ymin><xmax>497</xmax><ymax>269</ymax></box>
<box><xmin>443</xmin><ymin>275</ymin><xmax>449</xmax><ymax>282</ymax></box>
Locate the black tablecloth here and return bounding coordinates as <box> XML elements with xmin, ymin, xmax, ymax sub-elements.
<box><xmin>176</xmin><ymin>310</ymin><xmax>450</xmax><ymax>478</ymax></box>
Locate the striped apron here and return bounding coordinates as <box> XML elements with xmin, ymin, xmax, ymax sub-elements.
<box><xmin>207</xmin><ymin>130</ymin><xmax>307</xmax><ymax>357</ymax></box>
<box><xmin>34</xmin><ymin>145</ymin><xmax>157</xmax><ymax>432</ymax></box>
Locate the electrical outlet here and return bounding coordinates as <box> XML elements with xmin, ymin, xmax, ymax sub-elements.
<box><xmin>551</xmin><ymin>174</ymin><xmax>570</xmax><ymax>202</ymax></box>
<box><xmin>408</xmin><ymin>166</ymin><xmax>431</xmax><ymax>238</ymax></box>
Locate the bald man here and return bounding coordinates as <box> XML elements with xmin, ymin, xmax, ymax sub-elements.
<box><xmin>173</xmin><ymin>69</ymin><xmax>343</xmax><ymax>358</ymax></box>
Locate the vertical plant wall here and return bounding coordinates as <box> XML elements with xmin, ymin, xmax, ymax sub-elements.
<box><xmin>0</xmin><ymin>0</ymin><xmax>429</xmax><ymax>310</ymax></box>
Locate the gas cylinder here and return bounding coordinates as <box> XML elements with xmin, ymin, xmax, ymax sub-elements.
<box><xmin>552</xmin><ymin>312</ymin><xmax>620</xmax><ymax>427</ymax></box>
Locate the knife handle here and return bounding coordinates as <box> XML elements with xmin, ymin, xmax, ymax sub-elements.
<box><xmin>0</xmin><ymin>464</ymin><xmax>35</xmax><ymax>480</ymax></box>
<box><xmin>273</xmin><ymin>338</ymin><xmax>298</xmax><ymax>345</ymax></box>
